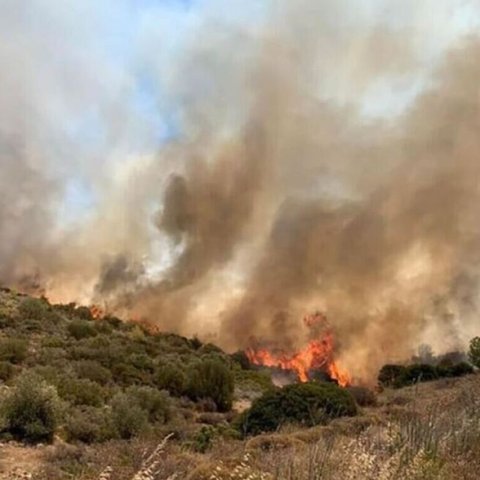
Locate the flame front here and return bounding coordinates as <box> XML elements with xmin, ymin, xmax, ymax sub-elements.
<box><xmin>246</xmin><ymin>314</ymin><xmax>351</xmax><ymax>387</ymax></box>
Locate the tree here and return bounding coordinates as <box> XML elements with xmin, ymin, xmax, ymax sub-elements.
<box><xmin>468</xmin><ymin>337</ymin><xmax>480</xmax><ymax>368</ymax></box>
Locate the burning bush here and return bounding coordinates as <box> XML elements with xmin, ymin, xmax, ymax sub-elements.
<box><xmin>237</xmin><ymin>382</ymin><xmax>357</xmax><ymax>436</ymax></box>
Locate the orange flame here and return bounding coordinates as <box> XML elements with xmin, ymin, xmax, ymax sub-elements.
<box><xmin>89</xmin><ymin>305</ymin><xmax>105</xmax><ymax>320</ymax></box>
<box><xmin>246</xmin><ymin>314</ymin><xmax>351</xmax><ymax>387</ymax></box>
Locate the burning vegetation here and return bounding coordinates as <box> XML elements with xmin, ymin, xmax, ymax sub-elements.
<box><xmin>246</xmin><ymin>313</ymin><xmax>351</xmax><ymax>387</ymax></box>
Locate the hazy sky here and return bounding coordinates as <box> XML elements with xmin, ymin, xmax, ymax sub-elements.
<box><xmin>2</xmin><ymin>0</ymin><xmax>479</xmax><ymax>223</ymax></box>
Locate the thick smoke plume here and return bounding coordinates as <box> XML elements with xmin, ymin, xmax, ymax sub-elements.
<box><xmin>1</xmin><ymin>0</ymin><xmax>480</xmax><ymax>380</ymax></box>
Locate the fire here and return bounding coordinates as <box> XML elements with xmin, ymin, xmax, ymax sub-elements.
<box><xmin>246</xmin><ymin>313</ymin><xmax>351</xmax><ymax>387</ymax></box>
<box><xmin>89</xmin><ymin>305</ymin><xmax>105</xmax><ymax>320</ymax></box>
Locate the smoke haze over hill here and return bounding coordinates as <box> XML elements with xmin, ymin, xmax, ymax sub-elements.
<box><xmin>2</xmin><ymin>0</ymin><xmax>480</xmax><ymax>380</ymax></box>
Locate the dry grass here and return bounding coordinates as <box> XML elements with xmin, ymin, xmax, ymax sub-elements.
<box><xmin>3</xmin><ymin>373</ymin><xmax>478</xmax><ymax>480</ymax></box>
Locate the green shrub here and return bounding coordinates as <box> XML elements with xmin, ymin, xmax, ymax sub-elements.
<box><xmin>234</xmin><ymin>367</ymin><xmax>274</xmax><ymax>393</ymax></box>
<box><xmin>18</xmin><ymin>298</ymin><xmax>49</xmax><ymax>321</ymax></box>
<box><xmin>1</xmin><ymin>373</ymin><xmax>62</xmax><ymax>443</ymax></box>
<box><xmin>110</xmin><ymin>392</ymin><xmax>148</xmax><ymax>439</ymax></box>
<box><xmin>378</xmin><ymin>364</ymin><xmax>408</xmax><ymax>388</ymax></box>
<box><xmin>468</xmin><ymin>337</ymin><xmax>480</xmax><ymax>368</ymax></box>
<box><xmin>57</xmin><ymin>378</ymin><xmax>106</xmax><ymax>407</ymax></box>
<box><xmin>111</xmin><ymin>362</ymin><xmax>151</xmax><ymax>386</ymax></box>
<box><xmin>74</xmin><ymin>306</ymin><xmax>94</xmax><ymax>321</ymax></box>
<box><xmin>68</xmin><ymin>320</ymin><xmax>98</xmax><ymax>340</ymax></box>
<box><xmin>128</xmin><ymin>353</ymin><xmax>154</xmax><ymax>373</ymax></box>
<box><xmin>437</xmin><ymin>361</ymin><xmax>474</xmax><ymax>378</ymax></box>
<box><xmin>231</xmin><ymin>351</ymin><xmax>252</xmax><ymax>370</ymax></box>
<box><xmin>125</xmin><ymin>386</ymin><xmax>171</xmax><ymax>423</ymax></box>
<box><xmin>192</xmin><ymin>425</ymin><xmax>217</xmax><ymax>453</ymax></box>
<box><xmin>0</xmin><ymin>361</ymin><xmax>14</xmax><ymax>382</ymax></box>
<box><xmin>187</xmin><ymin>359</ymin><xmax>234</xmax><ymax>412</ymax></box>
<box><xmin>0</xmin><ymin>338</ymin><xmax>28</xmax><ymax>364</ymax></box>
<box><xmin>402</xmin><ymin>364</ymin><xmax>439</xmax><ymax>385</ymax></box>
<box><xmin>154</xmin><ymin>363</ymin><xmax>186</xmax><ymax>396</ymax></box>
<box><xmin>238</xmin><ymin>382</ymin><xmax>357</xmax><ymax>436</ymax></box>
<box><xmin>65</xmin><ymin>406</ymin><xmax>114</xmax><ymax>443</ymax></box>
<box><xmin>73</xmin><ymin>360</ymin><xmax>112</xmax><ymax>385</ymax></box>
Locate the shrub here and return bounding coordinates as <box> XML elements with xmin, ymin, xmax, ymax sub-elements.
<box><xmin>73</xmin><ymin>360</ymin><xmax>112</xmax><ymax>385</ymax></box>
<box><xmin>347</xmin><ymin>386</ymin><xmax>377</xmax><ymax>407</ymax></box>
<box><xmin>187</xmin><ymin>359</ymin><xmax>234</xmax><ymax>412</ymax></box>
<box><xmin>402</xmin><ymin>364</ymin><xmax>439</xmax><ymax>385</ymax></box>
<box><xmin>378</xmin><ymin>364</ymin><xmax>408</xmax><ymax>388</ymax></box>
<box><xmin>437</xmin><ymin>361</ymin><xmax>474</xmax><ymax>378</ymax></box>
<box><xmin>1</xmin><ymin>373</ymin><xmax>62</xmax><ymax>443</ymax></box>
<box><xmin>468</xmin><ymin>337</ymin><xmax>480</xmax><ymax>368</ymax></box>
<box><xmin>111</xmin><ymin>362</ymin><xmax>151</xmax><ymax>386</ymax></box>
<box><xmin>234</xmin><ymin>367</ymin><xmax>274</xmax><ymax>393</ymax></box>
<box><xmin>0</xmin><ymin>361</ymin><xmax>14</xmax><ymax>382</ymax></box>
<box><xmin>0</xmin><ymin>338</ymin><xmax>28</xmax><ymax>364</ymax></box>
<box><xmin>74</xmin><ymin>306</ymin><xmax>94</xmax><ymax>321</ymax></box>
<box><xmin>231</xmin><ymin>351</ymin><xmax>252</xmax><ymax>370</ymax></box>
<box><xmin>128</xmin><ymin>353</ymin><xmax>154</xmax><ymax>373</ymax></box>
<box><xmin>65</xmin><ymin>406</ymin><xmax>114</xmax><ymax>443</ymax></box>
<box><xmin>154</xmin><ymin>363</ymin><xmax>187</xmax><ymax>396</ymax></box>
<box><xmin>18</xmin><ymin>297</ymin><xmax>49</xmax><ymax>321</ymax></box>
<box><xmin>68</xmin><ymin>320</ymin><xmax>98</xmax><ymax>340</ymax></box>
<box><xmin>125</xmin><ymin>386</ymin><xmax>171</xmax><ymax>423</ymax></box>
<box><xmin>192</xmin><ymin>425</ymin><xmax>217</xmax><ymax>453</ymax></box>
<box><xmin>238</xmin><ymin>382</ymin><xmax>357</xmax><ymax>436</ymax></box>
<box><xmin>110</xmin><ymin>392</ymin><xmax>148</xmax><ymax>439</ymax></box>
<box><xmin>57</xmin><ymin>378</ymin><xmax>106</xmax><ymax>407</ymax></box>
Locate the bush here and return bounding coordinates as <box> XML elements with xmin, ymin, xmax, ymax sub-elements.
<box><xmin>74</xmin><ymin>306</ymin><xmax>94</xmax><ymax>321</ymax></box>
<box><xmin>437</xmin><ymin>361</ymin><xmax>474</xmax><ymax>378</ymax></box>
<box><xmin>154</xmin><ymin>363</ymin><xmax>186</xmax><ymax>396</ymax></box>
<box><xmin>231</xmin><ymin>351</ymin><xmax>252</xmax><ymax>370</ymax></box>
<box><xmin>73</xmin><ymin>360</ymin><xmax>112</xmax><ymax>385</ymax></box>
<box><xmin>111</xmin><ymin>362</ymin><xmax>151</xmax><ymax>386</ymax></box>
<box><xmin>110</xmin><ymin>392</ymin><xmax>148</xmax><ymax>439</ymax></box>
<box><xmin>347</xmin><ymin>386</ymin><xmax>377</xmax><ymax>407</ymax></box>
<box><xmin>0</xmin><ymin>338</ymin><xmax>28</xmax><ymax>364</ymax></box>
<box><xmin>68</xmin><ymin>320</ymin><xmax>98</xmax><ymax>340</ymax></box>
<box><xmin>1</xmin><ymin>373</ymin><xmax>62</xmax><ymax>443</ymax></box>
<box><xmin>0</xmin><ymin>361</ymin><xmax>14</xmax><ymax>382</ymax></box>
<box><xmin>378</xmin><ymin>364</ymin><xmax>408</xmax><ymax>388</ymax></box>
<box><xmin>238</xmin><ymin>382</ymin><xmax>357</xmax><ymax>436</ymax></box>
<box><xmin>65</xmin><ymin>406</ymin><xmax>114</xmax><ymax>443</ymax></box>
<box><xmin>402</xmin><ymin>364</ymin><xmax>439</xmax><ymax>385</ymax></box>
<box><xmin>192</xmin><ymin>425</ymin><xmax>217</xmax><ymax>453</ymax></box>
<box><xmin>57</xmin><ymin>378</ymin><xmax>106</xmax><ymax>407</ymax></box>
<box><xmin>468</xmin><ymin>337</ymin><xmax>480</xmax><ymax>368</ymax></box>
<box><xmin>125</xmin><ymin>386</ymin><xmax>171</xmax><ymax>423</ymax></box>
<box><xmin>18</xmin><ymin>297</ymin><xmax>49</xmax><ymax>321</ymax></box>
<box><xmin>187</xmin><ymin>359</ymin><xmax>234</xmax><ymax>412</ymax></box>
<box><xmin>234</xmin><ymin>367</ymin><xmax>274</xmax><ymax>393</ymax></box>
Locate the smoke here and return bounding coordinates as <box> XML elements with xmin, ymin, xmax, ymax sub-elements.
<box><xmin>2</xmin><ymin>0</ymin><xmax>480</xmax><ymax>380</ymax></box>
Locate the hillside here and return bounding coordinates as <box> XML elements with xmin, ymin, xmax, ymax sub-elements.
<box><xmin>0</xmin><ymin>289</ymin><xmax>478</xmax><ymax>480</ymax></box>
